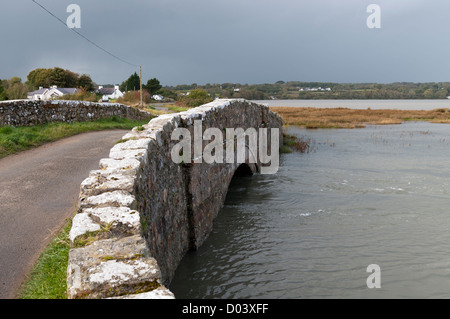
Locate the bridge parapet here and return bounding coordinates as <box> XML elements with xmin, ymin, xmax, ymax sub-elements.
<box><xmin>66</xmin><ymin>99</ymin><xmax>283</xmax><ymax>299</ymax></box>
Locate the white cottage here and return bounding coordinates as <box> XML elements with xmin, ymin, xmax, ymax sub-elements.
<box><xmin>95</xmin><ymin>85</ymin><xmax>124</xmax><ymax>102</ymax></box>
<box><xmin>27</xmin><ymin>86</ymin><xmax>77</xmax><ymax>100</ymax></box>
<box><xmin>152</xmin><ymin>94</ymin><xmax>164</xmax><ymax>101</ymax></box>
<box><xmin>27</xmin><ymin>87</ymin><xmax>48</xmax><ymax>100</ymax></box>
<box><xmin>46</xmin><ymin>86</ymin><xmax>77</xmax><ymax>99</ymax></box>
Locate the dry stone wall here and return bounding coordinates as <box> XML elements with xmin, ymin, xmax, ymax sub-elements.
<box><xmin>0</xmin><ymin>100</ymin><xmax>150</xmax><ymax>126</ymax></box>
<box><xmin>66</xmin><ymin>99</ymin><xmax>283</xmax><ymax>299</ymax></box>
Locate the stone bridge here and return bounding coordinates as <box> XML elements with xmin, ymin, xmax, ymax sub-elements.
<box><xmin>66</xmin><ymin>99</ymin><xmax>283</xmax><ymax>299</ymax></box>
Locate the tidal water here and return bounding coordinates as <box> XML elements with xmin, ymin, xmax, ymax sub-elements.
<box><xmin>170</xmin><ymin>121</ymin><xmax>450</xmax><ymax>299</ymax></box>
<box><xmin>255</xmin><ymin>99</ymin><xmax>450</xmax><ymax>110</ymax></box>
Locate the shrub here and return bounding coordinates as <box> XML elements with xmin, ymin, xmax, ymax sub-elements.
<box><xmin>62</xmin><ymin>89</ymin><xmax>99</xmax><ymax>102</ymax></box>
<box><xmin>176</xmin><ymin>88</ymin><xmax>213</xmax><ymax>108</ymax></box>
<box><xmin>116</xmin><ymin>90</ymin><xmax>152</xmax><ymax>105</ymax></box>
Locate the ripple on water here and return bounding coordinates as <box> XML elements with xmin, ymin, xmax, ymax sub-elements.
<box><xmin>170</xmin><ymin>122</ymin><xmax>450</xmax><ymax>299</ymax></box>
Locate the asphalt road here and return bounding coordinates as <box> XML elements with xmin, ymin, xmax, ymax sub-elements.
<box><xmin>0</xmin><ymin>130</ymin><xmax>128</xmax><ymax>299</ymax></box>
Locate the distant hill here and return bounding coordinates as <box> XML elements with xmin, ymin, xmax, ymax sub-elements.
<box><xmin>165</xmin><ymin>82</ymin><xmax>450</xmax><ymax>100</ymax></box>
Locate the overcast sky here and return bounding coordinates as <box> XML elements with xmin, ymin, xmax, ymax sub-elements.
<box><xmin>2</xmin><ymin>0</ymin><xmax>450</xmax><ymax>86</ymax></box>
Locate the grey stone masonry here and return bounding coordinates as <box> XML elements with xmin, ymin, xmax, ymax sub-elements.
<box><xmin>0</xmin><ymin>100</ymin><xmax>151</xmax><ymax>126</ymax></box>
<box><xmin>66</xmin><ymin>99</ymin><xmax>283</xmax><ymax>299</ymax></box>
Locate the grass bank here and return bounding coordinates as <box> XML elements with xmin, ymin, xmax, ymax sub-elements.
<box><xmin>271</xmin><ymin>107</ymin><xmax>450</xmax><ymax>129</ymax></box>
<box><xmin>0</xmin><ymin>116</ymin><xmax>150</xmax><ymax>159</ymax></box>
<box><xmin>17</xmin><ymin>219</ymin><xmax>72</xmax><ymax>299</ymax></box>
<box><xmin>143</xmin><ymin>104</ymin><xmax>190</xmax><ymax>116</ymax></box>
<box><xmin>7</xmin><ymin>116</ymin><xmax>150</xmax><ymax>299</ymax></box>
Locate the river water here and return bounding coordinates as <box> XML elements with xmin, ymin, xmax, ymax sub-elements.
<box><xmin>169</xmin><ymin>101</ymin><xmax>450</xmax><ymax>299</ymax></box>
<box><xmin>254</xmin><ymin>99</ymin><xmax>450</xmax><ymax>110</ymax></box>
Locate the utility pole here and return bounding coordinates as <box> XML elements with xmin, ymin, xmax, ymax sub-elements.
<box><xmin>139</xmin><ymin>65</ymin><xmax>143</xmax><ymax>109</ymax></box>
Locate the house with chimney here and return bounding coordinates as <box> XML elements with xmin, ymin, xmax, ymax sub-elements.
<box><xmin>95</xmin><ymin>85</ymin><xmax>124</xmax><ymax>102</ymax></box>
<box><xmin>27</xmin><ymin>86</ymin><xmax>78</xmax><ymax>100</ymax></box>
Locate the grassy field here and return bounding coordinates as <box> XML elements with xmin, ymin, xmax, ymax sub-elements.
<box><xmin>0</xmin><ymin>116</ymin><xmax>150</xmax><ymax>159</ymax></box>
<box><xmin>270</xmin><ymin>107</ymin><xmax>450</xmax><ymax>129</ymax></box>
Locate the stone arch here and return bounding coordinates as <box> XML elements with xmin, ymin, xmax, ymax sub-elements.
<box><xmin>233</xmin><ymin>163</ymin><xmax>255</xmax><ymax>177</ymax></box>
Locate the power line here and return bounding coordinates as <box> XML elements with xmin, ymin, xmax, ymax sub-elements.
<box><xmin>31</xmin><ymin>0</ymin><xmax>139</xmax><ymax>68</ymax></box>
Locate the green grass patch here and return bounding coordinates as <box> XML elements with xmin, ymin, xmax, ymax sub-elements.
<box><xmin>17</xmin><ymin>220</ymin><xmax>72</xmax><ymax>299</ymax></box>
<box><xmin>0</xmin><ymin>117</ymin><xmax>150</xmax><ymax>159</ymax></box>
<box><xmin>168</xmin><ymin>105</ymin><xmax>190</xmax><ymax>112</ymax></box>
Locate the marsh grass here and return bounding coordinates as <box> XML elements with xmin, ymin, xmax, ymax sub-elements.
<box><xmin>0</xmin><ymin>117</ymin><xmax>149</xmax><ymax>159</ymax></box>
<box><xmin>271</xmin><ymin>107</ymin><xmax>450</xmax><ymax>129</ymax></box>
<box><xmin>281</xmin><ymin>132</ymin><xmax>317</xmax><ymax>154</ymax></box>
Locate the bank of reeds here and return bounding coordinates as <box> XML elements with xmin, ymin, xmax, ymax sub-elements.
<box><xmin>281</xmin><ymin>132</ymin><xmax>316</xmax><ymax>154</ymax></box>
<box><xmin>270</xmin><ymin>107</ymin><xmax>450</xmax><ymax>129</ymax></box>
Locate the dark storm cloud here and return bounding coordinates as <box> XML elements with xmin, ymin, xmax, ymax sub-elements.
<box><xmin>2</xmin><ymin>0</ymin><xmax>450</xmax><ymax>86</ymax></box>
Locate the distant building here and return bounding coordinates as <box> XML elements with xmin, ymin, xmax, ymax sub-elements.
<box><xmin>152</xmin><ymin>94</ymin><xmax>164</xmax><ymax>101</ymax></box>
<box><xmin>47</xmin><ymin>86</ymin><xmax>77</xmax><ymax>99</ymax></box>
<box><xmin>95</xmin><ymin>85</ymin><xmax>124</xmax><ymax>102</ymax></box>
<box><xmin>299</xmin><ymin>87</ymin><xmax>332</xmax><ymax>92</ymax></box>
<box><xmin>27</xmin><ymin>86</ymin><xmax>77</xmax><ymax>100</ymax></box>
<box><xmin>27</xmin><ymin>87</ymin><xmax>48</xmax><ymax>100</ymax></box>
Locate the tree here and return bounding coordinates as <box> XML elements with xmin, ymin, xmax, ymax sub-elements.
<box><xmin>4</xmin><ymin>77</ymin><xmax>29</xmax><ymax>100</ymax></box>
<box><xmin>144</xmin><ymin>78</ymin><xmax>162</xmax><ymax>95</ymax></box>
<box><xmin>120</xmin><ymin>72</ymin><xmax>140</xmax><ymax>92</ymax></box>
<box><xmin>49</xmin><ymin>67</ymin><xmax>72</xmax><ymax>87</ymax></box>
<box><xmin>423</xmin><ymin>88</ymin><xmax>436</xmax><ymax>99</ymax></box>
<box><xmin>233</xmin><ymin>88</ymin><xmax>268</xmax><ymax>100</ymax></box>
<box><xmin>77</xmin><ymin>74</ymin><xmax>94</xmax><ymax>91</ymax></box>
<box><xmin>0</xmin><ymin>80</ymin><xmax>6</xmax><ymax>101</ymax></box>
<box><xmin>157</xmin><ymin>88</ymin><xmax>177</xmax><ymax>100</ymax></box>
<box><xmin>26</xmin><ymin>67</ymin><xmax>84</xmax><ymax>90</ymax></box>
<box><xmin>27</xmin><ymin>68</ymin><xmax>51</xmax><ymax>89</ymax></box>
